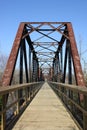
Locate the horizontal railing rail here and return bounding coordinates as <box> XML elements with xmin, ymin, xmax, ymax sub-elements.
<box><xmin>0</xmin><ymin>82</ymin><xmax>44</xmax><ymax>130</ymax></box>
<box><xmin>48</xmin><ymin>82</ymin><xmax>87</xmax><ymax>130</ymax></box>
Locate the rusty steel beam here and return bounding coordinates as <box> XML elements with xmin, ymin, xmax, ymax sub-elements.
<box><xmin>67</xmin><ymin>23</ymin><xmax>85</xmax><ymax>86</ymax></box>
<box><xmin>24</xmin><ymin>22</ymin><xmax>69</xmax><ymax>24</ymax></box>
<box><xmin>37</xmin><ymin>53</ymin><xmax>54</xmax><ymax>58</ymax></box>
<box><xmin>33</xmin><ymin>31</ymin><xmax>57</xmax><ymax>42</ymax></box>
<box><xmin>1</xmin><ymin>22</ymin><xmax>85</xmax><ymax>88</ymax></box>
<box><xmin>36</xmin><ymin>52</ymin><xmax>55</xmax><ymax>54</ymax></box>
<box><xmin>22</xmin><ymin>23</ymin><xmax>43</xmax><ymax>39</ymax></box>
<box><xmin>2</xmin><ymin>23</ymin><xmax>25</xmax><ymax>86</ymax></box>
<box><xmin>33</xmin><ymin>42</ymin><xmax>58</xmax><ymax>46</ymax></box>
<box><xmin>48</xmin><ymin>23</ymin><xmax>69</xmax><ymax>39</ymax></box>
<box><xmin>39</xmin><ymin>61</ymin><xmax>52</xmax><ymax>62</ymax></box>
<box><xmin>36</xmin><ymin>30</ymin><xmax>59</xmax><ymax>42</ymax></box>
<box><xmin>37</xmin><ymin>45</ymin><xmax>55</xmax><ymax>52</ymax></box>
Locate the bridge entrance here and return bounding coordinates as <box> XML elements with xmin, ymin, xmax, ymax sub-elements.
<box><xmin>0</xmin><ymin>22</ymin><xmax>87</xmax><ymax>130</ymax></box>
<box><xmin>1</xmin><ymin>22</ymin><xmax>85</xmax><ymax>86</ymax></box>
<box><xmin>12</xmin><ymin>82</ymin><xmax>79</xmax><ymax>130</ymax></box>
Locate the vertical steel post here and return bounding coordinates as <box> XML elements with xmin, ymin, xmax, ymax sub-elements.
<box><xmin>37</xmin><ymin>61</ymin><xmax>39</xmax><ymax>81</ymax></box>
<box><xmin>54</xmin><ymin>60</ymin><xmax>56</xmax><ymax>81</ymax></box>
<box><xmin>55</xmin><ymin>57</ymin><xmax>57</xmax><ymax>82</ymax></box>
<box><xmin>29</xmin><ymin>47</ymin><xmax>31</xmax><ymax>82</ymax></box>
<box><xmin>62</xmin><ymin>40</ymin><xmax>68</xmax><ymax>83</ymax></box>
<box><xmin>35</xmin><ymin>59</ymin><xmax>37</xmax><ymax>81</ymax></box>
<box><xmin>67</xmin><ymin>40</ymin><xmax>72</xmax><ymax>84</ymax></box>
<box><xmin>67</xmin><ymin>23</ymin><xmax>85</xmax><ymax>86</ymax></box>
<box><xmin>57</xmin><ymin>54</ymin><xmax>60</xmax><ymax>82</ymax></box>
<box><xmin>67</xmin><ymin>40</ymin><xmax>73</xmax><ymax>101</ymax></box>
<box><xmin>52</xmin><ymin>62</ymin><xmax>54</xmax><ymax>81</ymax></box>
<box><xmin>32</xmin><ymin>52</ymin><xmax>34</xmax><ymax>82</ymax></box>
<box><xmin>60</xmin><ymin>46</ymin><xmax>63</xmax><ymax>82</ymax></box>
<box><xmin>19</xmin><ymin>40</ymin><xmax>23</xmax><ymax>84</ymax></box>
<box><xmin>36</xmin><ymin>60</ymin><xmax>38</xmax><ymax>81</ymax></box>
<box><xmin>23</xmin><ymin>40</ymin><xmax>29</xmax><ymax>83</ymax></box>
<box><xmin>60</xmin><ymin>47</ymin><xmax>63</xmax><ymax>73</ymax></box>
<box><xmin>19</xmin><ymin>40</ymin><xmax>23</xmax><ymax>99</ymax></box>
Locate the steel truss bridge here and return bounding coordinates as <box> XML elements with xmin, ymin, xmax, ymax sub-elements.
<box><xmin>0</xmin><ymin>22</ymin><xmax>87</xmax><ymax>130</ymax></box>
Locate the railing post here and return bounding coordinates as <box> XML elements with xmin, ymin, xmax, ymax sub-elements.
<box><xmin>63</xmin><ymin>87</ymin><xmax>67</xmax><ymax>106</ymax></box>
<box><xmin>30</xmin><ymin>85</ymin><xmax>32</xmax><ymax>99</ymax></box>
<box><xmin>83</xmin><ymin>96</ymin><xmax>87</xmax><ymax>130</ymax></box>
<box><xmin>69</xmin><ymin>90</ymin><xmax>74</xmax><ymax>114</ymax></box>
<box><xmin>25</xmin><ymin>87</ymin><xmax>28</xmax><ymax>104</ymax></box>
<box><xmin>1</xmin><ymin>96</ymin><xmax>6</xmax><ymax>130</ymax></box>
<box><xmin>28</xmin><ymin>86</ymin><xmax>30</xmax><ymax>101</ymax></box>
<box><xmin>32</xmin><ymin>85</ymin><xmax>33</xmax><ymax>97</ymax></box>
<box><xmin>83</xmin><ymin>114</ymin><xmax>87</xmax><ymax>130</ymax></box>
<box><xmin>16</xmin><ymin>90</ymin><xmax>20</xmax><ymax>115</ymax></box>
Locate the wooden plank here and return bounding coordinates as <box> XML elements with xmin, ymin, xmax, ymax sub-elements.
<box><xmin>12</xmin><ymin>83</ymin><xmax>80</xmax><ymax>130</ymax></box>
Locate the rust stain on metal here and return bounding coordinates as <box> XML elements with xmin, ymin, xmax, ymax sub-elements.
<box><xmin>2</xmin><ymin>23</ymin><xmax>25</xmax><ymax>86</ymax></box>
<box><xmin>1</xmin><ymin>22</ymin><xmax>85</xmax><ymax>90</ymax></box>
<box><xmin>67</xmin><ymin>23</ymin><xmax>85</xmax><ymax>87</ymax></box>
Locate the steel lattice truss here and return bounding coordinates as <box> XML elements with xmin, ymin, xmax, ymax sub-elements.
<box><xmin>1</xmin><ymin>22</ymin><xmax>85</xmax><ymax>87</ymax></box>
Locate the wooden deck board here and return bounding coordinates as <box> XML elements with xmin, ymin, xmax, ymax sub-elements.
<box><xmin>12</xmin><ymin>82</ymin><xmax>79</xmax><ymax>130</ymax></box>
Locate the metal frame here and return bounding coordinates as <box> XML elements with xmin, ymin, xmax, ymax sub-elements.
<box><xmin>0</xmin><ymin>22</ymin><xmax>86</xmax><ymax>130</ymax></box>
<box><xmin>0</xmin><ymin>82</ymin><xmax>43</xmax><ymax>130</ymax></box>
<box><xmin>1</xmin><ymin>22</ymin><xmax>85</xmax><ymax>88</ymax></box>
<box><xmin>49</xmin><ymin>81</ymin><xmax>87</xmax><ymax>130</ymax></box>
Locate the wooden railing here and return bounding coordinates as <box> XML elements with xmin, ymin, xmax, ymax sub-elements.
<box><xmin>48</xmin><ymin>82</ymin><xmax>87</xmax><ymax>130</ymax></box>
<box><xmin>0</xmin><ymin>82</ymin><xmax>43</xmax><ymax>130</ymax></box>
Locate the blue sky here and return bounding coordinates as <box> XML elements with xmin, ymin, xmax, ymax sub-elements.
<box><xmin>0</xmin><ymin>0</ymin><xmax>87</xmax><ymax>63</ymax></box>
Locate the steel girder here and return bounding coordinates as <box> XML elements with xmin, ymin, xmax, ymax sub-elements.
<box><xmin>1</xmin><ymin>22</ymin><xmax>85</xmax><ymax>88</ymax></box>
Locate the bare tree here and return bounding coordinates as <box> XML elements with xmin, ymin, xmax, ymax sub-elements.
<box><xmin>0</xmin><ymin>54</ymin><xmax>8</xmax><ymax>80</ymax></box>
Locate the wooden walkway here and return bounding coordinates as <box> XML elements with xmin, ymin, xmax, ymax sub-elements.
<box><xmin>12</xmin><ymin>82</ymin><xmax>79</xmax><ymax>130</ymax></box>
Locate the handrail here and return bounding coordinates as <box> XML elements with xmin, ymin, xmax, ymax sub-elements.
<box><xmin>48</xmin><ymin>82</ymin><xmax>87</xmax><ymax>130</ymax></box>
<box><xmin>49</xmin><ymin>82</ymin><xmax>87</xmax><ymax>94</ymax></box>
<box><xmin>0</xmin><ymin>82</ymin><xmax>44</xmax><ymax>130</ymax></box>
<box><xmin>0</xmin><ymin>82</ymin><xmax>42</xmax><ymax>95</ymax></box>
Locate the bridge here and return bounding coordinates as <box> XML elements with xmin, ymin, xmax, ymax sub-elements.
<box><xmin>0</xmin><ymin>22</ymin><xmax>87</xmax><ymax>130</ymax></box>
